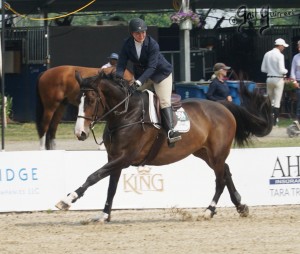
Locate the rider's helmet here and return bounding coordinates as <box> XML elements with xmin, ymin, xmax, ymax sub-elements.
<box><xmin>129</xmin><ymin>18</ymin><xmax>147</xmax><ymax>33</ymax></box>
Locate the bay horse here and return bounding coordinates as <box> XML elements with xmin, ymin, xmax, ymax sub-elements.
<box><xmin>35</xmin><ymin>65</ymin><xmax>133</xmax><ymax>150</ymax></box>
<box><xmin>36</xmin><ymin>65</ymin><xmax>100</xmax><ymax>150</ymax></box>
<box><xmin>56</xmin><ymin>71</ymin><xmax>273</xmax><ymax>221</ymax></box>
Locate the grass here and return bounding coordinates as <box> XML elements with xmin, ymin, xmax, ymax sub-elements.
<box><xmin>3</xmin><ymin>122</ymin><xmax>105</xmax><ymax>141</ymax></box>
<box><xmin>1</xmin><ymin>117</ymin><xmax>299</xmax><ymax>147</ymax></box>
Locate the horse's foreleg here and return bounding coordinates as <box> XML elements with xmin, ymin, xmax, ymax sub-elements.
<box><xmin>90</xmin><ymin>171</ymin><xmax>121</xmax><ymax>223</ymax></box>
<box><xmin>55</xmin><ymin>160</ymin><xmax>127</xmax><ymax>211</ymax></box>
<box><xmin>224</xmin><ymin>163</ymin><xmax>249</xmax><ymax>217</ymax></box>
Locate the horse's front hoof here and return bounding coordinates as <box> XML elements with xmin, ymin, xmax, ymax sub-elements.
<box><xmin>237</xmin><ymin>204</ymin><xmax>249</xmax><ymax>217</ymax></box>
<box><xmin>80</xmin><ymin>212</ymin><xmax>110</xmax><ymax>225</ymax></box>
<box><xmin>55</xmin><ymin>192</ymin><xmax>78</xmax><ymax>210</ymax></box>
<box><xmin>55</xmin><ymin>200</ymin><xmax>71</xmax><ymax>210</ymax></box>
<box><xmin>91</xmin><ymin>212</ymin><xmax>110</xmax><ymax>223</ymax></box>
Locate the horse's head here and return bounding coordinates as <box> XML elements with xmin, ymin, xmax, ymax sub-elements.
<box><xmin>74</xmin><ymin>70</ymin><xmax>130</xmax><ymax>141</ymax></box>
<box><xmin>74</xmin><ymin>71</ymin><xmax>105</xmax><ymax>140</ymax></box>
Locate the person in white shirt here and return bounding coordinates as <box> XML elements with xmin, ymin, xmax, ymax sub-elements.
<box><xmin>290</xmin><ymin>40</ymin><xmax>300</xmax><ymax>125</ymax></box>
<box><xmin>98</xmin><ymin>52</ymin><xmax>119</xmax><ymax>151</ymax></box>
<box><xmin>101</xmin><ymin>53</ymin><xmax>119</xmax><ymax>68</ymax></box>
<box><xmin>261</xmin><ymin>38</ymin><xmax>289</xmax><ymax>126</ymax></box>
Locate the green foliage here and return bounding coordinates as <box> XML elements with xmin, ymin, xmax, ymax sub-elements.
<box><xmin>0</xmin><ymin>95</ymin><xmax>13</xmax><ymax>119</ymax></box>
<box><xmin>72</xmin><ymin>12</ymin><xmax>173</xmax><ymax>27</ymax></box>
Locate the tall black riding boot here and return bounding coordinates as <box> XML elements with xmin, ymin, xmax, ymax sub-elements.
<box><xmin>161</xmin><ymin>107</ymin><xmax>182</xmax><ymax>148</ymax></box>
<box><xmin>273</xmin><ymin>107</ymin><xmax>279</xmax><ymax>126</ymax></box>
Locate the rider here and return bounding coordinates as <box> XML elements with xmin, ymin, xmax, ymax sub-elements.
<box><xmin>116</xmin><ymin>18</ymin><xmax>181</xmax><ymax>147</ymax></box>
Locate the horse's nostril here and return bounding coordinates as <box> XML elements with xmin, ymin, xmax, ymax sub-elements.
<box><xmin>77</xmin><ymin>132</ymin><xmax>87</xmax><ymax>141</ymax></box>
<box><xmin>81</xmin><ymin>132</ymin><xmax>87</xmax><ymax>139</ymax></box>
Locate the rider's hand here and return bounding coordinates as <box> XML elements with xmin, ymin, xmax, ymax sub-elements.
<box><xmin>128</xmin><ymin>80</ymin><xmax>141</xmax><ymax>94</ymax></box>
<box><xmin>227</xmin><ymin>95</ymin><xmax>233</xmax><ymax>102</ymax></box>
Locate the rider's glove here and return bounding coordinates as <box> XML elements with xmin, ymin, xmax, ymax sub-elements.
<box><xmin>128</xmin><ymin>80</ymin><xmax>142</xmax><ymax>94</ymax></box>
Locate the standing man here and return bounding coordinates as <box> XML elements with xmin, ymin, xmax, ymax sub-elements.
<box><xmin>261</xmin><ymin>38</ymin><xmax>289</xmax><ymax>126</ymax></box>
<box><xmin>290</xmin><ymin>40</ymin><xmax>300</xmax><ymax>127</ymax></box>
<box><xmin>116</xmin><ymin>18</ymin><xmax>181</xmax><ymax>147</ymax></box>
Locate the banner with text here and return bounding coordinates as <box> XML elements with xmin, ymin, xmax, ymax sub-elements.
<box><xmin>0</xmin><ymin>147</ymin><xmax>299</xmax><ymax>212</ymax></box>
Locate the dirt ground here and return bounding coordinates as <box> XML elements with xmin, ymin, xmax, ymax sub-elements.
<box><xmin>1</xmin><ymin>127</ymin><xmax>299</xmax><ymax>254</ymax></box>
<box><xmin>0</xmin><ymin>205</ymin><xmax>299</xmax><ymax>254</ymax></box>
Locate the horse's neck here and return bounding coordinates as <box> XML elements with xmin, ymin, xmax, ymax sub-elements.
<box><xmin>104</xmin><ymin>87</ymin><xmax>148</xmax><ymax>124</ymax></box>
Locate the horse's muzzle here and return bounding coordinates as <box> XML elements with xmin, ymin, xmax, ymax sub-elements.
<box><xmin>77</xmin><ymin>131</ymin><xmax>88</xmax><ymax>141</ymax></box>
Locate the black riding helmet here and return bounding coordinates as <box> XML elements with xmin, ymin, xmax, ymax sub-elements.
<box><xmin>129</xmin><ymin>18</ymin><xmax>147</xmax><ymax>33</ymax></box>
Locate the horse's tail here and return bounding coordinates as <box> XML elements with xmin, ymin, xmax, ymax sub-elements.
<box><xmin>35</xmin><ymin>71</ymin><xmax>45</xmax><ymax>138</ymax></box>
<box><xmin>220</xmin><ymin>82</ymin><xmax>273</xmax><ymax>147</ymax></box>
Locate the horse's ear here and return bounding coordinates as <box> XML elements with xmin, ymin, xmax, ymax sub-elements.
<box><xmin>75</xmin><ymin>70</ymin><xmax>82</xmax><ymax>85</ymax></box>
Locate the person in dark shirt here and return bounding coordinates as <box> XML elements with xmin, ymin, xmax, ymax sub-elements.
<box><xmin>207</xmin><ymin>63</ymin><xmax>233</xmax><ymax>102</ymax></box>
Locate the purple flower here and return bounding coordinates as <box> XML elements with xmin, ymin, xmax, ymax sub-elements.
<box><xmin>170</xmin><ymin>10</ymin><xmax>201</xmax><ymax>27</ymax></box>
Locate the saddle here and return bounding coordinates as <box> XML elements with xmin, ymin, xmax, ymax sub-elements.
<box><xmin>144</xmin><ymin>90</ymin><xmax>190</xmax><ymax>132</ymax></box>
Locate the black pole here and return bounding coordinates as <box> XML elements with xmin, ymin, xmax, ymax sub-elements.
<box><xmin>1</xmin><ymin>0</ymin><xmax>5</xmax><ymax>151</ymax></box>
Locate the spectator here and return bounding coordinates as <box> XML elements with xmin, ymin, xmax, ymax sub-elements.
<box><xmin>261</xmin><ymin>38</ymin><xmax>289</xmax><ymax>126</ymax></box>
<box><xmin>290</xmin><ymin>40</ymin><xmax>300</xmax><ymax>127</ymax></box>
<box><xmin>101</xmin><ymin>53</ymin><xmax>119</xmax><ymax>68</ymax></box>
<box><xmin>99</xmin><ymin>52</ymin><xmax>119</xmax><ymax>151</ymax></box>
<box><xmin>207</xmin><ymin>63</ymin><xmax>233</xmax><ymax>102</ymax></box>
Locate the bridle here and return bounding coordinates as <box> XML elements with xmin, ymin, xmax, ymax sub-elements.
<box><xmin>77</xmin><ymin>82</ymin><xmax>133</xmax><ymax>145</ymax></box>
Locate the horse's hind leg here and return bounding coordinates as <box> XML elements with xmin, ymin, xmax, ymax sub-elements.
<box><xmin>204</xmin><ymin>167</ymin><xmax>227</xmax><ymax>220</ymax></box>
<box><xmin>224</xmin><ymin>163</ymin><xmax>249</xmax><ymax>217</ymax></box>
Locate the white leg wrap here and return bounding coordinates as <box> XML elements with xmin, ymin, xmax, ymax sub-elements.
<box><xmin>39</xmin><ymin>135</ymin><xmax>46</xmax><ymax>150</ymax></box>
<box><xmin>55</xmin><ymin>192</ymin><xmax>78</xmax><ymax>210</ymax></box>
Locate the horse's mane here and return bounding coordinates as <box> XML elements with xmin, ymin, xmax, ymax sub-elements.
<box><xmin>98</xmin><ymin>69</ymin><xmax>130</xmax><ymax>87</ymax></box>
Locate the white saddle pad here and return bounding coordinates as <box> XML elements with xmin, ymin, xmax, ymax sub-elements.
<box><xmin>144</xmin><ymin>90</ymin><xmax>190</xmax><ymax>133</ymax></box>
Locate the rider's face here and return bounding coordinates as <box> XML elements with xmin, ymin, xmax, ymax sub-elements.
<box><xmin>132</xmin><ymin>31</ymin><xmax>146</xmax><ymax>43</ymax></box>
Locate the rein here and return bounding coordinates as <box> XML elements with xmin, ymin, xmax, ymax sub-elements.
<box><xmin>89</xmin><ymin>93</ymin><xmax>132</xmax><ymax>146</ymax></box>
<box><xmin>77</xmin><ymin>75</ymin><xmax>151</xmax><ymax>146</ymax></box>
<box><xmin>91</xmin><ymin>92</ymin><xmax>149</xmax><ymax>146</ymax></box>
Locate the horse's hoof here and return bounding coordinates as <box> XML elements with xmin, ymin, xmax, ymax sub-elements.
<box><xmin>203</xmin><ymin>206</ymin><xmax>216</xmax><ymax>220</ymax></box>
<box><xmin>55</xmin><ymin>200</ymin><xmax>70</xmax><ymax>210</ymax></box>
<box><xmin>80</xmin><ymin>213</ymin><xmax>110</xmax><ymax>225</ymax></box>
<box><xmin>90</xmin><ymin>212</ymin><xmax>110</xmax><ymax>223</ymax></box>
<box><xmin>203</xmin><ymin>209</ymin><xmax>213</xmax><ymax>220</ymax></box>
<box><xmin>237</xmin><ymin>204</ymin><xmax>249</xmax><ymax>217</ymax></box>
<box><xmin>55</xmin><ymin>192</ymin><xmax>78</xmax><ymax>210</ymax></box>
